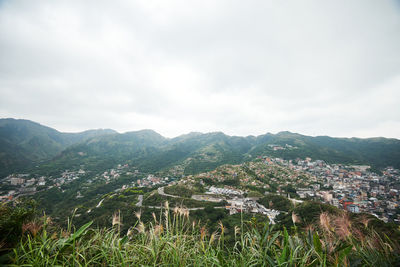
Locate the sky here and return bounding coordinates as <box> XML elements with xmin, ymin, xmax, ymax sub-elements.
<box><xmin>1</xmin><ymin>0</ymin><xmax>400</xmax><ymax>138</ymax></box>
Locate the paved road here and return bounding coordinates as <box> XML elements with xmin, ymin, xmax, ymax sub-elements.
<box><xmin>135</xmin><ymin>187</ymin><xmax>226</xmax><ymax>210</ymax></box>
<box><xmin>158</xmin><ymin>187</ymin><xmax>179</xmax><ymax>198</ymax></box>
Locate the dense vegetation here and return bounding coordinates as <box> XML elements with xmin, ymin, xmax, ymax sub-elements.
<box><xmin>0</xmin><ymin>118</ymin><xmax>115</xmax><ymax>177</ymax></box>
<box><xmin>258</xmin><ymin>194</ymin><xmax>293</xmax><ymax>212</ymax></box>
<box><xmin>2</xmin><ymin>118</ymin><xmax>400</xmax><ymax>178</ymax></box>
<box><xmin>163</xmin><ymin>184</ymin><xmax>205</xmax><ymax>197</ymax></box>
<box><xmin>2</xmin><ymin>119</ymin><xmax>400</xmax><ymax>265</ymax></box>
<box><xmin>0</xmin><ymin>199</ymin><xmax>36</xmax><ymax>253</ymax></box>
<box><xmin>2</xmin><ymin>200</ymin><xmax>399</xmax><ymax>266</ymax></box>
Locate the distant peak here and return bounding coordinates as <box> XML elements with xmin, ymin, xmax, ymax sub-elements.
<box><xmin>176</xmin><ymin>132</ymin><xmax>203</xmax><ymax>138</ymax></box>
<box><xmin>123</xmin><ymin>129</ymin><xmax>166</xmax><ymax>140</ymax></box>
<box><xmin>188</xmin><ymin>131</ymin><xmax>203</xmax><ymax>135</ymax></box>
<box><xmin>277</xmin><ymin>131</ymin><xmax>294</xmax><ymax>134</ymax></box>
<box><xmin>276</xmin><ymin>131</ymin><xmax>303</xmax><ymax>137</ymax></box>
<box><xmin>208</xmin><ymin>131</ymin><xmax>226</xmax><ymax>136</ymax></box>
<box><xmin>82</xmin><ymin>128</ymin><xmax>117</xmax><ymax>133</ymax></box>
<box><xmin>135</xmin><ymin>129</ymin><xmax>160</xmax><ymax>135</ymax></box>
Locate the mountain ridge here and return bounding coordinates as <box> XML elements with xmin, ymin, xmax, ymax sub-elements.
<box><xmin>1</xmin><ymin>118</ymin><xmax>400</xmax><ymax>177</ymax></box>
<box><xmin>0</xmin><ymin>118</ymin><xmax>117</xmax><ymax>176</ymax></box>
<box><xmin>3</xmin><ymin>118</ymin><xmax>399</xmax><ymax>140</ymax></box>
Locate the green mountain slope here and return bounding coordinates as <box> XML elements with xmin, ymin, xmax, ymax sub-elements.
<box><xmin>1</xmin><ymin>118</ymin><xmax>400</xmax><ymax>177</ymax></box>
<box><xmin>0</xmin><ymin>118</ymin><xmax>116</xmax><ymax>177</ymax></box>
<box><xmin>249</xmin><ymin>131</ymin><xmax>400</xmax><ymax>168</ymax></box>
<box><xmin>34</xmin><ymin>130</ymin><xmax>400</xmax><ymax>177</ymax></box>
<box><xmin>38</xmin><ymin>129</ymin><xmax>167</xmax><ymax>175</ymax></box>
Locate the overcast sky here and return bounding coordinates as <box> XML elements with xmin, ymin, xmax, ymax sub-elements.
<box><xmin>1</xmin><ymin>0</ymin><xmax>400</xmax><ymax>138</ymax></box>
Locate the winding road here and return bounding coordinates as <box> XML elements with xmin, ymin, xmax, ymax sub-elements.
<box><xmin>157</xmin><ymin>187</ymin><xmax>180</xmax><ymax>198</ymax></box>
<box><xmin>134</xmin><ymin>187</ymin><xmax>225</xmax><ymax>210</ymax></box>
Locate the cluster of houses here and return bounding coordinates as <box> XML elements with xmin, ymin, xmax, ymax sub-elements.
<box><xmin>0</xmin><ymin>164</ymin><xmax>134</xmax><ymax>201</ymax></box>
<box><xmin>206</xmin><ymin>185</ymin><xmax>244</xmax><ymax>196</ymax></box>
<box><xmin>264</xmin><ymin>157</ymin><xmax>400</xmax><ymax>223</ymax></box>
<box><xmin>226</xmin><ymin>197</ymin><xmax>280</xmax><ymax>223</ymax></box>
<box><xmin>0</xmin><ymin>169</ymin><xmax>88</xmax><ymax>200</ymax></box>
<box><xmin>179</xmin><ymin>156</ymin><xmax>400</xmax><ymax>225</ymax></box>
<box><xmin>135</xmin><ymin>174</ymin><xmax>170</xmax><ymax>187</ymax></box>
<box><xmin>267</xmin><ymin>143</ymin><xmax>297</xmax><ymax>151</ymax></box>
<box><xmin>191</xmin><ymin>185</ymin><xmax>280</xmax><ymax>223</ymax></box>
<box><xmin>2</xmin><ymin>155</ymin><xmax>400</xmax><ymax>225</ymax></box>
<box><xmin>0</xmin><ymin>161</ymin><xmax>176</xmax><ymax>202</ymax></box>
<box><xmin>101</xmin><ymin>164</ymin><xmax>136</xmax><ymax>183</ymax></box>
<box><xmin>97</xmin><ymin>164</ymin><xmax>175</xmax><ymax>188</ymax></box>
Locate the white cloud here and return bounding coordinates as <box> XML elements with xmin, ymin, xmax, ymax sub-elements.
<box><xmin>0</xmin><ymin>0</ymin><xmax>400</xmax><ymax>138</ymax></box>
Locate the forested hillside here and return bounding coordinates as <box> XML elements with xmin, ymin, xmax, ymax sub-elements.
<box><xmin>0</xmin><ymin>119</ymin><xmax>116</xmax><ymax>176</ymax></box>
<box><xmin>2</xmin><ymin>119</ymin><xmax>400</xmax><ymax>178</ymax></box>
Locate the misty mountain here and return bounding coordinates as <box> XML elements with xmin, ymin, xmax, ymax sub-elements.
<box><xmin>1</xmin><ymin>118</ymin><xmax>400</xmax><ymax>177</ymax></box>
<box><xmin>249</xmin><ymin>131</ymin><xmax>400</xmax><ymax>169</ymax></box>
<box><xmin>0</xmin><ymin>118</ymin><xmax>116</xmax><ymax>176</ymax></box>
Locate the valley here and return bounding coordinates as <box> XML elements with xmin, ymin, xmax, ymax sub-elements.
<box><xmin>1</xmin><ymin>119</ymin><xmax>400</xmax><ymax>265</ymax></box>
<box><xmin>1</xmin><ymin>119</ymin><xmax>400</xmax><ymax>229</ymax></box>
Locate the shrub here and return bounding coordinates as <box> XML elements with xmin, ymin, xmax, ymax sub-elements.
<box><xmin>7</xmin><ymin>201</ymin><xmax>400</xmax><ymax>266</ymax></box>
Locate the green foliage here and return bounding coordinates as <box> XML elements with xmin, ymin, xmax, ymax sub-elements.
<box><xmin>32</xmin><ymin>173</ymin><xmax>145</xmax><ymax>226</ymax></box>
<box><xmin>122</xmin><ymin>187</ymin><xmax>143</xmax><ymax>196</ymax></box>
<box><xmin>247</xmin><ymin>191</ymin><xmax>264</xmax><ymax>198</ymax></box>
<box><xmin>7</xmin><ymin>204</ymin><xmax>400</xmax><ymax>266</ymax></box>
<box><xmin>142</xmin><ymin>192</ymin><xmax>221</xmax><ymax>209</ymax></box>
<box><xmin>258</xmin><ymin>194</ymin><xmax>293</xmax><ymax>212</ymax></box>
<box><xmin>3</xmin><ymin>119</ymin><xmax>400</xmax><ymax>178</ymax></box>
<box><xmin>251</xmin><ymin>132</ymin><xmax>400</xmax><ymax>169</ymax></box>
<box><xmin>0</xmin><ymin>118</ymin><xmax>116</xmax><ymax>177</ymax></box>
<box><xmin>0</xmin><ymin>199</ymin><xmax>36</xmax><ymax>250</ymax></box>
<box><xmin>278</xmin><ymin>201</ymin><xmax>340</xmax><ymax>229</ymax></box>
<box><xmin>164</xmin><ymin>185</ymin><xmax>194</xmax><ymax>198</ymax></box>
<box><xmin>222</xmin><ymin>178</ymin><xmax>240</xmax><ymax>186</ymax></box>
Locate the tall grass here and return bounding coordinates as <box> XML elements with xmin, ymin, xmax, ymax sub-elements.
<box><xmin>8</xmin><ymin>203</ymin><xmax>400</xmax><ymax>266</ymax></box>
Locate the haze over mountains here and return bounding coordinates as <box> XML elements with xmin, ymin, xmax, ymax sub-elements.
<box><xmin>0</xmin><ymin>119</ymin><xmax>116</xmax><ymax>175</ymax></box>
<box><xmin>1</xmin><ymin>118</ymin><xmax>400</xmax><ymax>177</ymax></box>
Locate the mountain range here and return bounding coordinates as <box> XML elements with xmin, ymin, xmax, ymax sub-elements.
<box><xmin>0</xmin><ymin>118</ymin><xmax>116</xmax><ymax>176</ymax></box>
<box><xmin>1</xmin><ymin>118</ymin><xmax>400</xmax><ymax>177</ymax></box>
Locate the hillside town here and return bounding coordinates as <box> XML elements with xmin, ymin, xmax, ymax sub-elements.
<box><xmin>1</xmin><ymin>156</ymin><xmax>400</xmax><ymax>224</ymax></box>
<box><xmin>0</xmin><ymin>162</ymin><xmax>176</xmax><ymax>201</ymax></box>
<box><xmin>279</xmin><ymin>157</ymin><xmax>400</xmax><ymax>224</ymax></box>
<box><xmin>176</xmin><ymin>157</ymin><xmax>400</xmax><ymax>224</ymax></box>
<box><xmin>0</xmin><ymin>170</ymin><xmax>87</xmax><ymax>200</ymax></box>
<box><xmin>0</xmin><ymin>164</ymin><xmax>134</xmax><ymax>200</ymax></box>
